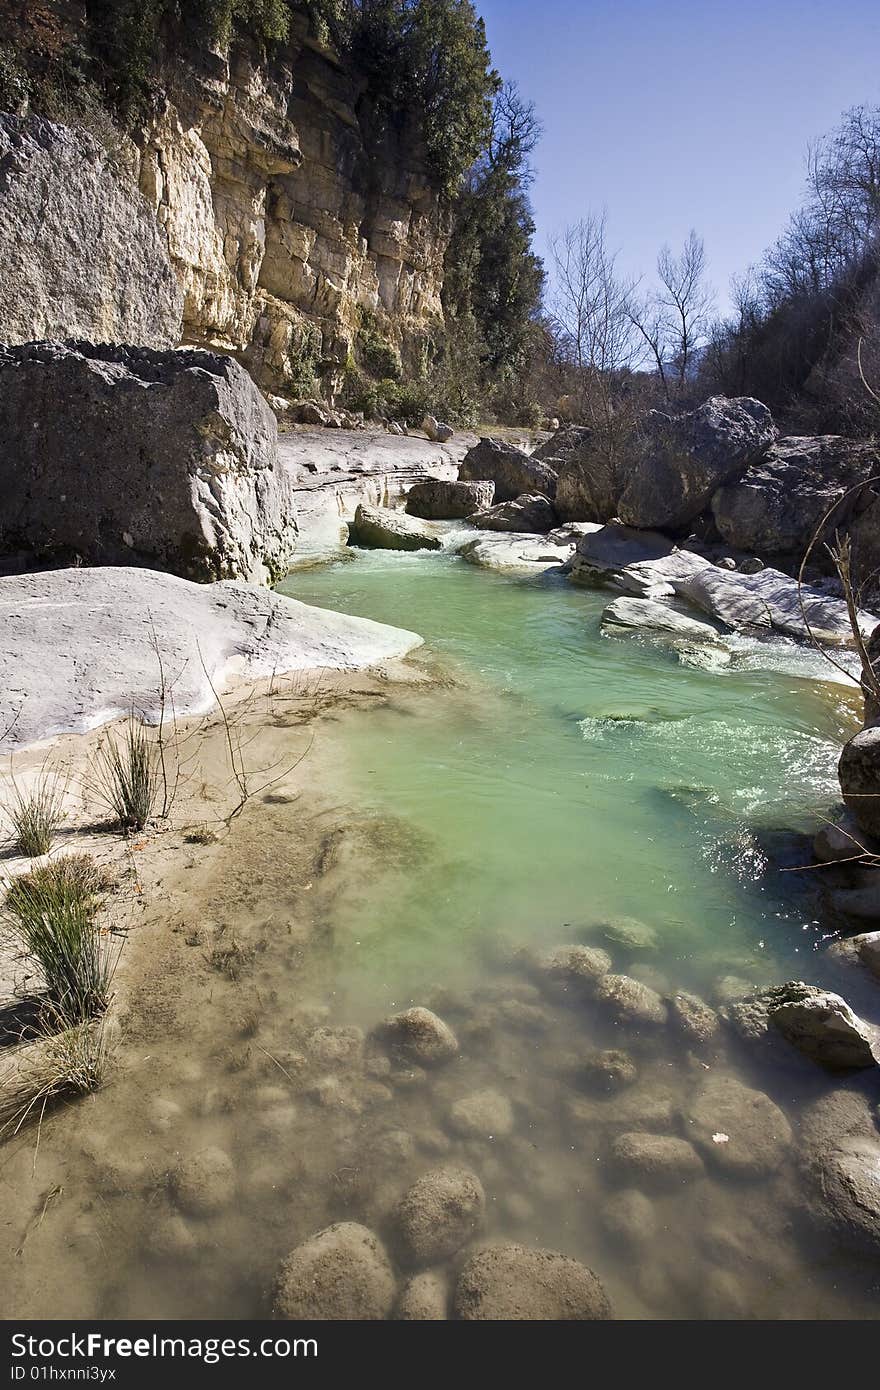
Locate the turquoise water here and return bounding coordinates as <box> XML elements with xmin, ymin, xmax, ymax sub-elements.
<box><xmin>280</xmin><ymin>549</ymin><xmax>859</xmax><ymax>1015</ymax></box>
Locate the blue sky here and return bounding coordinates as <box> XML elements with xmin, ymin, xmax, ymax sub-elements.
<box><xmin>477</xmin><ymin>0</ymin><xmax>880</xmax><ymax>314</ymax></box>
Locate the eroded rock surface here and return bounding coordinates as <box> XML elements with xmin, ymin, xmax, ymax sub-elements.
<box><xmin>0</xmin><ymin>342</ymin><xmax>294</xmax><ymax>583</ymax></box>
<box><xmin>453</xmin><ymin>1243</ymin><xmax>612</xmax><ymax>1320</ymax></box>
<box><xmin>273</xmin><ymin>1223</ymin><xmax>395</xmax><ymax>1320</ymax></box>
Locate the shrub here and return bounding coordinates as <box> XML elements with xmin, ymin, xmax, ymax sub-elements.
<box><xmin>92</xmin><ymin>717</ymin><xmax>157</xmax><ymax>831</ymax></box>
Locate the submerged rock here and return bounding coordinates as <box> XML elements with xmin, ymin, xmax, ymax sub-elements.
<box><xmin>610</xmin><ymin>1132</ymin><xmax>704</xmax><ymax>1186</ymax></box>
<box><xmin>593</xmin><ymin>973</ymin><xmax>668</xmax><ymax>1027</ymax></box>
<box><xmin>371</xmin><ymin>1007</ymin><xmax>459</xmax><ymax>1067</ymax></box>
<box><xmin>448</xmin><ymin>1089</ymin><xmax>515</xmax><ymax>1139</ymax></box>
<box><xmin>471</xmin><ymin>493</ymin><xmax>557</xmax><ymax>534</ymax></box>
<box><xmin>593</xmin><ymin>916</ymin><xmax>659</xmax><ymax>952</ymax></box>
<box><xmin>686</xmin><ymin>1076</ymin><xmax>792</xmax><ymax>1177</ymax></box>
<box><xmin>453</xmin><ymin>1243</ymin><xmax>613</xmax><ymax>1320</ymax></box>
<box><xmin>459</xmin><ymin>437</ymin><xmax>558</xmax><ymax>501</ymax></box>
<box><xmin>405</xmin><ymin>479</ymin><xmax>494</xmax><ymax>519</ymax></box>
<box><xmin>396</xmin><ymin>1270</ymin><xmax>449</xmax><ymax>1320</ymax></box>
<box><xmin>668</xmin><ymin>991</ymin><xmax>720</xmax><ymax>1046</ymax></box>
<box><xmin>273</xmin><ymin>1222</ymin><xmax>395</xmax><ymax>1320</ymax></box>
<box><xmin>348</xmin><ymin>503</ymin><xmax>442</xmax><ymax>551</ymax></box>
<box><xmin>394</xmin><ymin>1167</ymin><xmax>486</xmax><ymax>1266</ymax></box>
<box><xmin>601</xmin><ymin>1189</ymin><xmax>657</xmax><ymax>1247</ymax></box>
<box><xmin>578</xmin><ymin>1049</ymin><xmax>638</xmax><ymax>1093</ymax></box>
<box><xmin>538</xmin><ymin>943</ymin><xmax>613</xmax><ymax>984</ymax></box>
<box><xmin>171</xmin><ymin>1147</ymin><xmax>236</xmax><ymax>1217</ymax></box>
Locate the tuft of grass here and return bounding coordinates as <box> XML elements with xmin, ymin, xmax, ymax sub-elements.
<box><xmin>185</xmin><ymin>826</ymin><xmax>219</xmax><ymax>845</ymax></box>
<box><xmin>4</xmin><ymin>855</ymin><xmax>115</xmax><ymax>1025</ymax></box>
<box><xmin>92</xmin><ymin>717</ymin><xmax>157</xmax><ymax>831</ymax></box>
<box><xmin>0</xmin><ymin>1013</ymin><xmax>112</xmax><ymax>1139</ymax></box>
<box><xmin>4</xmin><ymin>769</ymin><xmax>67</xmax><ymax>858</ymax></box>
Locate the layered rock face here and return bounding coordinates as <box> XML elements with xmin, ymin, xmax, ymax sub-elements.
<box><xmin>136</xmin><ymin>18</ymin><xmax>449</xmax><ymax>392</ymax></box>
<box><xmin>0</xmin><ymin>113</ymin><xmax>182</xmax><ymax>347</ymax></box>
<box><xmin>0</xmin><ymin>343</ymin><xmax>297</xmax><ymax>583</ymax></box>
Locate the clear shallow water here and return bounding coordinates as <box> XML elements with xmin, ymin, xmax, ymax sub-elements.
<box><xmin>280</xmin><ymin>550</ymin><xmax>860</xmax><ymax>1014</ymax></box>
<box><xmin>4</xmin><ymin>548</ymin><xmax>877</xmax><ymax>1322</ymax></box>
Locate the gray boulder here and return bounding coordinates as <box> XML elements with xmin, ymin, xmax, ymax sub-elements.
<box><xmin>537</xmin><ymin>425</ymin><xmax>622</xmax><ymax>522</ymax></box>
<box><xmin>459</xmin><ymin>437</ymin><xmax>558</xmax><ymax>501</ymax></box>
<box><xmin>766</xmin><ymin>981</ymin><xmax>879</xmax><ymax>1069</ymax></box>
<box><xmin>406</xmin><ymin>479</ymin><xmax>494</xmax><ymax>519</ymax></box>
<box><xmin>839</xmin><ymin>727</ymin><xmax>880</xmax><ymax>840</ymax></box>
<box><xmin>471</xmin><ymin>493</ymin><xmax>557</xmax><ymax>534</ymax></box>
<box><xmin>712</xmin><ymin>435</ymin><xmax>878</xmax><ymax>556</ymax></box>
<box><xmin>0</xmin><ymin>114</ymin><xmax>182</xmax><ymax>348</ymax></box>
<box><xmin>618</xmin><ymin>396</ymin><xmax>776</xmax><ymax>531</ymax></box>
<box><xmin>348</xmin><ymin>504</ymin><xmax>442</xmax><ymax>552</ymax></box>
<box><xmin>273</xmin><ymin>1222</ymin><xmax>395</xmax><ymax>1319</ymax></box>
<box><xmin>394</xmin><ymin>1167</ymin><xmax>486</xmax><ymax>1266</ymax></box>
<box><xmin>453</xmin><ymin>1243</ymin><xmax>612</xmax><ymax>1320</ymax></box>
<box><xmin>457</xmin><ymin>535</ymin><xmax>572</xmax><ymax>573</ymax></box>
<box><xmin>567</xmin><ymin>522</ymin><xmax>676</xmax><ymax>591</ymax></box>
<box><xmin>826</xmin><ymin>930</ymin><xmax>880</xmax><ymax>980</ymax></box>
<box><xmin>0</xmin><ymin>342</ymin><xmax>295</xmax><ymax>583</ymax></box>
<box><xmin>800</xmin><ymin>1093</ymin><xmax>880</xmax><ymax>1255</ymax></box>
<box><xmin>668</xmin><ymin>991</ymin><xmax>720</xmax><ymax>1046</ymax></box>
<box><xmin>600</xmin><ymin>596</ymin><xmax>724</xmax><ymax>646</ymax></box>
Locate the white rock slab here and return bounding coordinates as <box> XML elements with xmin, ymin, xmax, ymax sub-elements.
<box><xmin>0</xmin><ymin>567</ymin><xmax>422</xmax><ymax>752</ymax></box>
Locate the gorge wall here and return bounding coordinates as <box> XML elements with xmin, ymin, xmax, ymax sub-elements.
<box><xmin>0</xmin><ymin>5</ymin><xmax>452</xmax><ymax>395</ymax></box>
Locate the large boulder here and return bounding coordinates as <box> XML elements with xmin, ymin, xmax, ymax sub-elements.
<box><xmin>405</xmin><ymin>479</ymin><xmax>494</xmax><ymax>519</ymax></box>
<box><xmin>457</xmin><ymin>535</ymin><xmax>573</xmax><ymax>573</ymax></box>
<box><xmin>600</xmin><ymin>596</ymin><xmax>724</xmax><ymax>646</ymax></box>
<box><xmin>567</xmin><ymin>522</ymin><xmax>676</xmax><ymax>591</ymax></box>
<box><xmin>453</xmin><ymin>1244</ymin><xmax>612</xmax><ymax>1320</ymax></box>
<box><xmin>0</xmin><ymin>114</ymin><xmax>182</xmax><ymax>348</ymax></box>
<box><xmin>0</xmin><ymin>342</ymin><xmax>295</xmax><ymax>583</ymax></box>
<box><xmin>471</xmin><ymin>493</ymin><xmax>557</xmax><ymax>534</ymax></box>
<box><xmin>348</xmin><ymin>504</ymin><xmax>442</xmax><ymax>552</ymax></box>
<box><xmin>840</xmin><ymin>727</ymin><xmax>880</xmax><ymax>840</ymax></box>
<box><xmin>712</xmin><ymin>436</ymin><xmax>878</xmax><ymax>557</ymax></box>
<box><xmin>459</xmin><ymin>437</ymin><xmax>558</xmax><ymax>502</ymax></box>
<box><xmin>537</xmin><ymin>426</ymin><xmax>621</xmax><ymax>522</ymax></box>
<box><xmin>273</xmin><ymin>1223</ymin><xmax>395</xmax><ymax>1319</ymax></box>
<box><xmin>826</xmin><ymin>930</ymin><xmax>880</xmax><ymax>980</ymax></box>
<box><xmin>766</xmin><ymin>982</ymin><xmax>880</xmax><ymax>1069</ymax></box>
<box><xmin>618</xmin><ymin>396</ymin><xmax>776</xmax><ymax>531</ymax></box>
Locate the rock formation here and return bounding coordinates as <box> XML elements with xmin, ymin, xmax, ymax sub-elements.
<box><xmin>0</xmin><ymin>342</ymin><xmax>296</xmax><ymax>583</ymax></box>
<box><xmin>0</xmin><ymin>114</ymin><xmax>183</xmax><ymax>348</ymax></box>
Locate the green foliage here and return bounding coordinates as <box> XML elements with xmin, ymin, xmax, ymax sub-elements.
<box><xmin>5</xmin><ymin>855</ymin><xmax>114</xmax><ymax>1024</ymax></box>
<box><xmin>4</xmin><ymin>769</ymin><xmax>67</xmax><ymax>859</ymax></box>
<box><xmin>356</xmin><ymin>310</ymin><xmax>402</xmax><ymax>381</ymax></box>
<box><xmin>92</xmin><ymin>718</ymin><xmax>157</xmax><ymax>831</ymax></box>
<box><xmin>0</xmin><ymin>44</ymin><xmax>31</xmax><ymax>113</ymax></box>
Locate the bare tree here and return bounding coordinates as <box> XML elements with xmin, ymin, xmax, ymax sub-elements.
<box><xmin>631</xmin><ymin>231</ymin><xmax>714</xmax><ymax>398</ymax></box>
<box><xmin>548</xmin><ymin>213</ymin><xmax>639</xmax><ymax>418</ymax></box>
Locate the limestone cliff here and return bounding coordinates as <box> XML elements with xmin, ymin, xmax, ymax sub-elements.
<box><xmin>0</xmin><ymin>7</ymin><xmax>452</xmax><ymax>395</ymax></box>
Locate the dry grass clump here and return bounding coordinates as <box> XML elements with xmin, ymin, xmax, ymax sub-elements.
<box><xmin>0</xmin><ymin>1013</ymin><xmax>112</xmax><ymax>1139</ymax></box>
<box><xmin>92</xmin><ymin>717</ymin><xmax>157</xmax><ymax>831</ymax></box>
<box><xmin>3</xmin><ymin>768</ymin><xmax>67</xmax><ymax>857</ymax></box>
